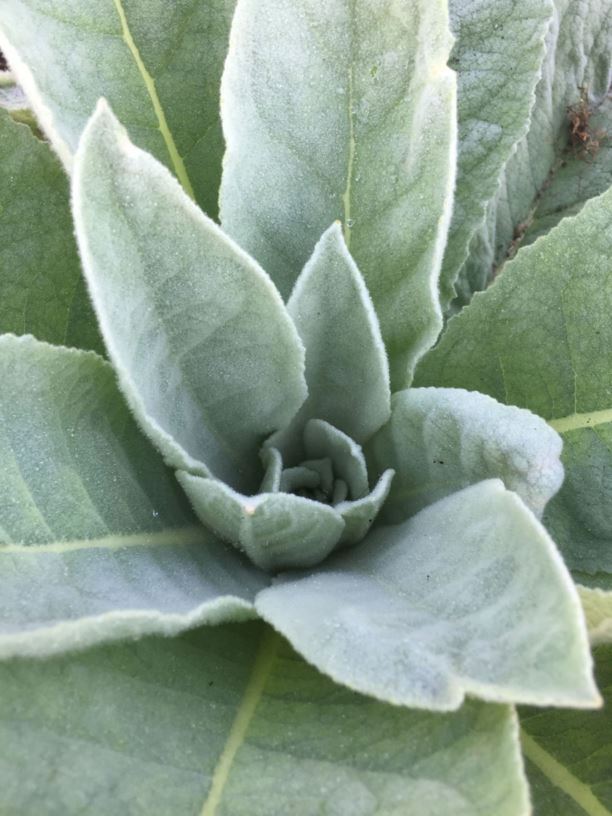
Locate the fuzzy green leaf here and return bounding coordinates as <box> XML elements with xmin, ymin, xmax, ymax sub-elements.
<box><xmin>520</xmin><ymin>645</ymin><xmax>612</xmax><ymax>816</ymax></box>
<box><xmin>416</xmin><ymin>185</ymin><xmax>612</xmax><ymax>582</ymax></box>
<box><xmin>0</xmin><ymin>110</ymin><xmax>101</xmax><ymax>351</ymax></box>
<box><xmin>0</xmin><ymin>0</ymin><xmax>236</xmax><ymax>215</ymax></box>
<box><xmin>283</xmin><ymin>223</ymin><xmax>390</xmax><ymax>450</ymax></box>
<box><xmin>367</xmin><ymin>387</ymin><xmax>563</xmax><ymax>524</ymax></box>
<box><xmin>0</xmin><ymin>334</ymin><xmax>266</xmax><ymax>657</ymax></box>
<box><xmin>73</xmin><ymin>102</ymin><xmax>307</xmax><ymax>492</ymax></box>
<box><xmin>220</xmin><ymin>0</ymin><xmax>457</xmax><ymax>387</ymax></box>
<box><xmin>0</xmin><ymin>623</ymin><xmax>531</xmax><ymax>816</ymax></box>
<box><xmin>176</xmin><ymin>472</ymin><xmax>345</xmax><ymax>572</ymax></box>
<box><xmin>258</xmin><ymin>480</ymin><xmax>598</xmax><ymax>711</ymax></box>
<box><xmin>440</xmin><ymin>0</ymin><xmax>553</xmax><ymax>304</ymax></box>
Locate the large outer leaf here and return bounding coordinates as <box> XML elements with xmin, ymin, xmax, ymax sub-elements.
<box><xmin>367</xmin><ymin>387</ymin><xmax>563</xmax><ymax>524</ymax></box>
<box><xmin>456</xmin><ymin>0</ymin><xmax>612</xmax><ymax>302</ymax></box>
<box><xmin>257</xmin><ymin>480</ymin><xmax>598</xmax><ymax>711</ymax></box>
<box><xmin>73</xmin><ymin>102</ymin><xmax>307</xmax><ymax>492</ymax></box>
<box><xmin>0</xmin><ymin>622</ymin><xmax>531</xmax><ymax>816</ymax></box>
<box><xmin>0</xmin><ymin>0</ymin><xmax>235</xmax><ymax>215</ymax></box>
<box><xmin>439</xmin><ymin>0</ymin><xmax>553</xmax><ymax>304</ymax></box>
<box><xmin>284</xmin><ymin>222</ymin><xmax>390</xmax><ymax>452</ymax></box>
<box><xmin>220</xmin><ymin>0</ymin><xmax>457</xmax><ymax>387</ymax></box>
<box><xmin>0</xmin><ymin>334</ymin><xmax>266</xmax><ymax>657</ymax></box>
<box><xmin>520</xmin><ymin>645</ymin><xmax>612</xmax><ymax>816</ymax></box>
<box><xmin>0</xmin><ymin>109</ymin><xmax>101</xmax><ymax>351</ymax></box>
<box><xmin>416</xmin><ymin>185</ymin><xmax>612</xmax><ymax>582</ymax></box>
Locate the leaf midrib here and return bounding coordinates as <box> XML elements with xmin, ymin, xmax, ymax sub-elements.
<box><xmin>200</xmin><ymin>628</ymin><xmax>280</xmax><ymax>816</ymax></box>
<box><xmin>549</xmin><ymin>408</ymin><xmax>612</xmax><ymax>433</ymax></box>
<box><xmin>0</xmin><ymin>525</ymin><xmax>204</xmax><ymax>554</ymax></box>
<box><xmin>520</xmin><ymin>728</ymin><xmax>612</xmax><ymax>816</ymax></box>
<box><xmin>112</xmin><ymin>0</ymin><xmax>195</xmax><ymax>199</ymax></box>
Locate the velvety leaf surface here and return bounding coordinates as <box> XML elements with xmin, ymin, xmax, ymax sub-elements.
<box><xmin>283</xmin><ymin>223</ymin><xmax>390</xmax><ymax>452</ymax></box>
<box><xmin>0</xmin><ymin>109</ymin><xmax>101</xmax><ymax>351</ymax></box>
<box><xmin>176</xmin><ymin>472</ymin><xmax>345</xmax><ymax>572</ymax></box>
<box><xmin>0</xmin><ymin>334</ymin><xmax>265</xmax><ymax>657</ymax></box>
<box><xmin>520</xmin><ymin>645</ymin><xmax>612</xmax><ymax>816</ymax></box>
<box><xmin>0</xmin><ymin>622</ymin><xmax>531</xmax><ymax>816</ymax></box>
<box><xmin>220</xmin><ymin>0</ymin><xmax>457</xmax><ymax>387</ymax></box>
<box><xmin>440</xmin><ymin>0</ymin><xmax>553</xmax><ymax>304</ymax></box>
<box><xmin>73</xmin><ymin>102</ymin><xmax>307</xmax><ymax>492</ymax></box>
<box><xmin>366</xmin><ymin>387</ymin><xmax>563</xmax><ymax>524</ymax></box>
<box><xmin>0</xmin><ymin>0</ymin><xmax>236</xmax><ymax>215</ymax></box>
<box><xmin>455</xmin><ymin>0</ymin><xmax>612</xmax><ymax>302</ymax></box>
<box><xmin>257</xmin><ymin>480</ymin><xmax>598</xmax><ymax>711</ymax></box>
<box><xmin>416</xmin><ymin>185</ymin><xmax>612</xmax><ymax>581</ymax></box>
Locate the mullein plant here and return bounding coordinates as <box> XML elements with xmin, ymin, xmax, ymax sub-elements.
<box><xmin>0</xmin><ymin>0</ymin><xmax>610</xmax><ymax>814</ymax></box>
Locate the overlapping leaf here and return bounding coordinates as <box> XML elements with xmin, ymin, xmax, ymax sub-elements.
<box><xmin>258</xmin><ymin>481</ymin><xmax>598</xmax><ymax>711</ymax></box>
<box><xmin>0</xmin><ymin>335</ymin><xmax>265</xmax><ymax>657</ymax></box>
<box><xmin>0</xmin><ymin>622</ymin><xmax>531</xmax><ymax>816</ymax></box>
<box><xmin>440</xmin><ymin>0</ymin><xmax>553</xmax><ymax>304</ymax></box>
<box><xmin>220</xmin><ymin>0</ymin><xmax>457</xmax><ymax>387</ymax></box>
<box><xmin>520</xmin><ymin>645</ymin><xmax>612</xmax><ymax>816</ymax></box>
<box><xmin>0</xmin><ymin>110</ymin><xmax>100</xmax><ymax>351</ymax></box>
<box><xmin>456</xmin><ymin>0</ymin><xmax>612</xmax><ymax>302</ymax></box>
<box><xmin>367</xmin><ymin>387</ymin><xmax>563</xmax><ymax>524</ymax></box>
<box><xmin>417</xmin><ymin>185</ymin><xmax>612</xmax><ymax>585</ymax></box>
<box><xmin>73</xmin><ymin>102</ymin><xmax>307</xmax><ymax>492</ymax></box>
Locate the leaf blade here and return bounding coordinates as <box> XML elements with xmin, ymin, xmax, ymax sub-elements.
<box><xmin>520</xmin><ymin>645</ymin><xmax>612</xmax><ymax>816</ymax></box>
<box><xmin>0</xmin><ymin>623</ymin><xmax>531</xmax><ymax>816</ymax></box>
<box><xmin>0</xmin><ymin>0</ymin><xmax>236</xmax><ymax>215</ymax></box>
<box><xmin>220</xmin><ymin>0</ymin><xmax>457</xmax><ymax>387</ymax></box>
<box><xmin>73</xmin><ymin>101</ymin><xmax>307</xmax><ymax>491</ymax></box>
<box><xmin>0</xmin><ymin>334</ymin><xmax>266</xmax><ymax>657</ymax></box>
<box><xmin>416</xmin><ymin>184</ymin><xmax>612</xmax><ymax>581</ymax></box>
<box><xmin>257</xmin><ymin>480</ymin><xmax>598</xmax><ymax>711</ymax></box>
<box><xmin>367</xmin><ymin>387</ymin><xmax>563</xmax><ymax>524</ymax></box>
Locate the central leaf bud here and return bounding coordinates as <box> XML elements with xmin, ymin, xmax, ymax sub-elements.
<box><xmin>177</xmin><ymin>418</ymin><xmax>394</xmax><ymax>573</ymax></box>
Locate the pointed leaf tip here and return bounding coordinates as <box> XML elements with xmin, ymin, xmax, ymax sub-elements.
<box><xmin>73</xmin><ymin>101</ymin><xmax>307</xmax><ymax>493</ymax></box>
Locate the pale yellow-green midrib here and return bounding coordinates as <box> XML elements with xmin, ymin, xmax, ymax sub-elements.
<box><xmin>520</xmin><ymin>729</ymin><xmax>612</xmax><ymax>816</ymax></box>
<box><xmin>113</xmin><ymin>0</ymin><xmax>196</xmax><ymax>199</ymax></box>
<box><xmin>200</xmin><ymin>628</ymin><xmax>279</xmax><ymax>815</ymax></box>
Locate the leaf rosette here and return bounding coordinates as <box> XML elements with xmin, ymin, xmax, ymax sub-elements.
<box><xmin>4</xmin><ymin>96</ymin><xmax>582</xmax><ymax>714</ymax></box>
<box><xmin>0</xmin><ymin>2</ymin><xmax>609</xmax><ymax>809</ymax></box>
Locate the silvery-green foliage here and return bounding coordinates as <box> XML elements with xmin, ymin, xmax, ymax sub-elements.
<box><xmin>0</xmin><ymin>0</ymin><xmax>611</xmax><ymax>813</ymax></box>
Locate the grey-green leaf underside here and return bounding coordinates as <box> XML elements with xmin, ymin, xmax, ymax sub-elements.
<box><xmin>416</xmin><ymin>184</ymin><xmax>612</xmax><ymax>583</ymax></box>
<box><xmin>520</xmin><ymin>645</ymin><xmax>612</xmax><ymax>816</ymax></box>
<box><xmin>220</xmin><ymin>0</ymin><xmax>457</xmax><ymax>388</ymax></box>
<box><xmin>258</xmin><ymin>480</ymin><xmax>598</xmax><ymax>711</ymax></box>
<box><xmin>0</xmin><ymin>334</ymin><xmax>266</xmax><ymax>657</ymax></box>
<box><xmin>0</xmin><ymin>109</ymin><xmax>101</xmax><ymax>352</ymax></box>
<box><xmin>73</xmin><ymin>102</ymin><xmax>307</xmax><ymax>493</ymax></box>
<box><xmin>0</xmin><ymin>0</ymin><xmax>236</xmax><ymax>215</ymax></box>
<box><xmin>0</xmin><ymin>622</ymin><xmax>531</xmax><ymax>816</ymax></box>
